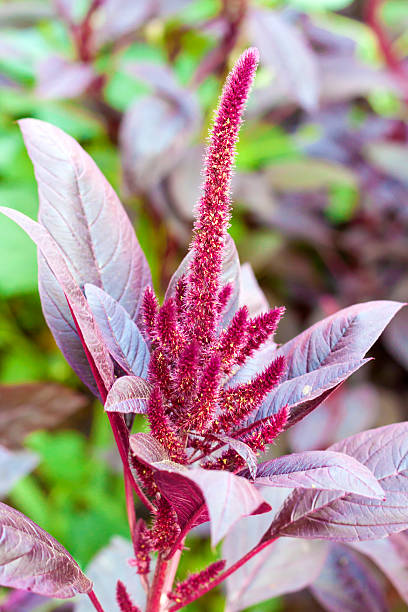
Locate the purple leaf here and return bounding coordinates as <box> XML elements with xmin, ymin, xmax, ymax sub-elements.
<box><xmin>214</xmin><ymin>435</ymin><xmax>258</xmax><ymax>479</ymax></box>
<box><xmin>264</xmin><ymin>422</ymin><xmax>408</xmax><ymax>542</ymax></box>
<box><xmin>223</xmin><ymin>495</ymin><xmax>328</xmax><ymax>612</ymax></box>
<box><xmin>249</xmin><ymin>8</ymin><xmax>319</xmax><ymax>112</ymax></box>
<box><xmin>18</xmin><ymin>119</ymin><xmax>150</xmax><ymax>393</ymax></box>
<box><xmin>120</xmin><ymin>79</ymin><xmax>199</xmax><ymax>193</ymax></box>
<box><xmin>161</xmin><ymin>467</ymin><xmax>270</xmax><ymax>546</ymax></box>
<box><xmin>246</xmin><ymin>301</ymin><xmax>405</xmax><ymax>428</ymax></box>
<box><xmin>288</xmin><ymin>384</ymin><xmax>380</xmax><ymax>452</ymax></box>
<box><xmin>104</xmin><ymin>376</ymin><xmax>151</xmax><ymax>414</ymax></box>
<box><xmin>75</xmin><ymin>536</ymin><xmax>148</xmax><ymax>612</ymax></box>
<box><xmin>238</xmin><ymin>262</ymin><xmax>269</xmax><ymax>317</ymax></box>
<box><xmin>0</xmin><ymin>207</ymin><xmax>114</xmax><ymax>393</ymax></box>
<box><xmin>85</xmin><ymin>284</ymin><xmax>149</xmax><ymax>378</ymax></box>
<box><xmin>311</xmin><ymin>544</ymin><xmax>388</xmax><ymax>612</ymax></box>
<box><xmin>0</xmin><ymin>446</ymin><xmax>38</xmax><ymax>498</ymax></box>
<box><xmin>165</xmin><ymin>234</ymin><xmax>241</xmax><ymax>329</ymax></box>
<box><xmin>253</xmin><ymin>450</ymin><xmax>383</xmax><ymax>498</ymax></box>
<box><xmin>0</xmin><ymin>502</ymin><xmax>92</xmax><ymax>598</ymax></box>
<box><xmin>351</xmin><ymin>533</ymin><xmax>408</xmax><ymax>604</ymax></box>
<box><xmin>383</xmin><ymin>307</ymin><xmax>408</xmax><ymax>371</ymax></box>
<box><xmin>92</xmin><ymin>0</ymin><xmax>151</xmax><ymax>47</ymax></box>
<box><xmin>36</xmin><ymin>56</ymin><xmax>96</xmax><ymax>100</ymax></box>
<box><xmin>129</xmin><ymin>433</ymin><xmax>269</xmax><ymax>545</ymax></box>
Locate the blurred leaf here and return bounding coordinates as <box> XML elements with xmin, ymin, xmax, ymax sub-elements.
<box><xmin>364</xmin><ymin>141</ymin><xmax>408</xmax><ymax>183</ymax></box>
<box><xmin>326</xmin><ymin>183</ymin><xmax>358</xmax><ymax>223</ymax></box>
<box><xmin>286</xmin><ymin>0</ymin><xmax>353</xmax><ymax>9</ymax></box>
<box><xmin>0</xmin><ymin>445</ymin><xmax>38</xmax><ymax>498</ymax></box>
<box><xmin>266</xmin><ymin>159</ymin><xmax>357</xmax><ymax>192</ymax></box>
<box><xmin>236</xmin><ymin>124</ymin><xmax>297</xmax><ymax>170</ymax></box>
<box><xmin>0</xmin><ymin>2</ymin><xmax>55</xmax><ymax>27</ymax></box>
<box><xmin>0</xmin><ymin>383</ymin><xmax>87</xmax><ymax>449</ymax></box>
<box><xmin>249</xmin><ymin>8</ymin><xmax>319</xmax><ymax>112</ymax></box>
<box><xmin>36</xmin><ymin>56</ymin><xmax>97</xmax><ymax>100</ymax></box>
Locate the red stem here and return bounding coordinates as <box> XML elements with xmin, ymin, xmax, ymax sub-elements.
<box><xmin>147</xmin><ymin>555</ymin><xmax>169</xmax><ymax>612</ymax></box>
<box><xmin>365</xmin><ymin>0</ymin><xmax>408</xmax><ymax>99</ymax></box>
<box><xmin>168</xmin><ymin>538</ymin><xmax>277</xmax><ymax>611</ymax></box>
<box><xmin>88</xmin><ymin>589</ymin><xmax>105</xmax><ymax>612</ymax></box>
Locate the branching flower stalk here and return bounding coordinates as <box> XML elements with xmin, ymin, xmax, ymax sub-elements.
<box><xmin>116</xmin><ymin>47</ymin><xmax>287</xmax><ymax>611</ymax></box>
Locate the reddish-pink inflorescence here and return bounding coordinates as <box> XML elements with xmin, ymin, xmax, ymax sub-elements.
<box><xmin>184</xmin><ymin>47</ymin><xmax>260</xmax><ymax>346</ymax></box>
<box><xmin>116</xmin><ymin>580</ymin><xmax>142</xmax><ymax>612</ymax></box>
<box><xmin>130</xmin><ymin>49</ymin><xmax>288</xmax><ymax>584</ymax></box>
<box><xmin>168</xmin><ymin>561</ymin><xmax>227</xmax><ymax>605</ymax></box>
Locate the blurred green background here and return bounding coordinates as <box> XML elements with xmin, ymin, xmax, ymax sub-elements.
<box><xmin>0</xmin><ymin>0</ymin><xmax>407</xmax><ymax>610</ymax></box>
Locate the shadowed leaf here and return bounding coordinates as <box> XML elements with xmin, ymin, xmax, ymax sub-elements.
<box><xmin>85</xmin><ymin>284</ymin><xmax>150</xmax><ymax>378</ymax></box>
<box><xmin>311</xmin><ymin>544</ymin><xmax>388</xmax><ymax>612</ymax></box>
<box><xmin>0</xmin><ymin>502</ymin><xmax>92</xmax><ymax>598</ymax></box>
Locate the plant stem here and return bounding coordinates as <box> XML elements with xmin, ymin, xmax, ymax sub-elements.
<box><xmin>124</xmin><ymin>468</ymin><xmax>137</xmax><ymax>544</ymax></box>
<box><xmin>107</xmin><ymin>412</ymin><xmax>156</xmax><ymax>513</ymax></box>
<box><xmin>147</xmin><ymin>554</ymin><xmax>170</xmax><ymax>612</ymax></box>
<box><xmin>168</xmin><ymin>538</ymin><xmax>277</xmax><ymax>611</ymax></box>
<box><xmin>88</xmin><ymin>589</ymin><xmax>105</xmax><ymax>612</ymax></box>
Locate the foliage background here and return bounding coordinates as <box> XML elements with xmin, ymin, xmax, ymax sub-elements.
<box><xmin>0</xmin><ymin>0</ymin><xmax>407</xmax><ymax>610</ymax></box>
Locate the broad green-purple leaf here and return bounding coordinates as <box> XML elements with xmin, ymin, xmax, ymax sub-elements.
<box><xmin>36</xmin><ymin>56</ymin><xmax>96</xmax><ymax>100</ymax></box>
<box><xmin>351</xmin><ymin>533</ymin><xmax>408</xmax><ymax>605</ymax></box>
<box><xmin>311</xmin><ymin>544</ymin><xmax>388</xmax><ymax>612</ymax></box>
<box><xmin>104</xmin><ymin>376</ymin><xmax>151</xmax><ymax>414</ymax></box>
<box><xmin>264</xmin><ymin>422</ymin><xmax>408</xmax><ymax>542</ymax></box>
<box><xmin>246</xmin><ymin>301</ymin><xmax>404</xmax><ymax>428</ymax></box>
<box><xmin>19</xmin><ymin>118</ymin><xmax>150</xmax><ymax>393</ymax></box>
<box><xmin>253</xmin><ymin>450</ymin><xmax>383</xmax><ymax>498</ymax></box>
<box><xmin>165</xmin><ymin>234</ymin><xmax>241</xmax><ymax>329</ymax></box>
<box><xmin>85</xmin><ymin>284</ymin><xmax>149</xmax><ymax>378</ymax></box>
<box><xmin>0</xmin><ymin>502</ymin><xmax>92</xmax><ymax>598</ymax></box>
<box><xmin>129</xmin><ymin>433</ymin><xmax>269</xmax><ymax>545</ymax></box>
<box><xmin>75</xmin><ymin>536</ymin><xmax>147</xmax><ymax>612</ymax></box>
<box><xmin>249</xmin><ymin>8</ymin><xmax>319</xmax><ymax>112</ymax></box>
<box><xmin>0</xmin><ymin>207</ymin><xmax>114</xmax><ymax>393</ymax></box>
<box><xmin>0</xmin><ymin>446</ymin><xmax>38</xmax><ymax>498</ymax></box>
<box><xmin>120</xmin><ymin>80</ymin><xmax>199</xmax><ymax>193</ymax></box>
<box><xmin>223</xmin><ymin>489</ymin><xmax>327</xmax><ymax>612</ymax></box>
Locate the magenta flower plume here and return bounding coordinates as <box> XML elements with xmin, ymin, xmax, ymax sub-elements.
<box><xmin>116</xmin><ymin>580</ymin><xmax>141</xmax><ymax>612</ymax></box>
<box><xmin>168</xmin><ymin>561</ymin><xmax>226</xmax><ymax>605</ymax></box>
<box><xmin>185</xmin><ymin>47</ymin><xmax>259</xmax><ymax>346</ymax></box>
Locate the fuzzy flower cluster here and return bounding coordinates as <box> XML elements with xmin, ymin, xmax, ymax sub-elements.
<box><xmin>123</xmin><ymin>49</ymin><xmax>288</xmax><ymax>608</ymax></box>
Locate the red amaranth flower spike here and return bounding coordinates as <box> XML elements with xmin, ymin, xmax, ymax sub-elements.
<box><xmin>152</xmin><ymin>497</ymin><xmax>181</xmax><ymax>552</ymax></box>
<box><xmin>131</xmin><ymin>519</ymin><xmax>153</xmax><ymax>575</ymax></box>
<box><xmin>218</xmin><ymin>306</ymin><xmax>249</xmax><ymax>373</ymax></box>
<box><xmin>241</xmin><ymin>404</ymin><xmax>289</xmax><ymax>452</ymax></box>
<box><xmin>218</xmin><ymin>356</ymin><xmax>286</xmax><ymax>431</ymax></box>
<box><xmin>116</xmin><ymin>580</ymin><xmax>141</xmax><ymax>612</ymax></box>
<box><xmin>187</xmin><ymin>354</ymin><xmax>222</xmax><ymax>432</ymax></box>
<box><xmin>156</xmin><ymin>298</ymin><xmax>185</xmax><ymax>359</ymax></box>
<box><xmin>217</xmin><ymin>283</ymin><xmax>233</xmax><ymax>315</ymax></box>
<box><xmin>142</xmin><ymin>286</ymin><xmax>159</xmax><ymax>343</ymax></box>
<box><xmin>237</xmin><ymin>307</ymin><xmax>285</xmax><ymax>365</ymax></box>
<box><xmin>184</xmin><ymin>48</ymin><xmax>259</xmax><ymax>345</ymax></box>
<box><xmin>147</xmin><ymin>386</ymin><xmax>186</xmax><ymax>461</ymax></box>
<box><xmin>168</xmin><ymin>560</ymin><xmax>226</xmax><ymax>604</ymax></box>
<box><xmin>172</xmin><ymin>340</ymin><xmax>200</xmax><ymax>417</ymax></box>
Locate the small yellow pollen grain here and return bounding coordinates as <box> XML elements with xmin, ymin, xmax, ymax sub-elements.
<box><xmin>302</xmin><ymin>385</ymin><xmax>312</xmax><ymax>396</ymax></box>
